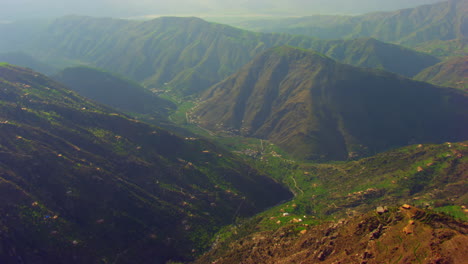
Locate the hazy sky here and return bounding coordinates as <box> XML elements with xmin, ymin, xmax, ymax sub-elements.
<box><xmin>1</xmin><ymin>0</ymin><xmax>446</xmax><ymax>21</ymax></box>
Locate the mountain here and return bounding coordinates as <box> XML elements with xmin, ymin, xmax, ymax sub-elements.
<box><xmin>0</xmin><ymin>52</ymin><xmax>57</xmax><ymax>75</ymax></box>
<box><xmin>193</xmin><ymin>46</ymin><xmax>468</xmax><ymax>160</ymax></box>
<box><xmin>0</xmin><ymin>64</ymin><xmax>292</xmax><ymax>263</ymax></box>
<box><xmin>415</xmin><ymin>56</ymin><xmax>468</xmax><ymax>91</ymax></box>
<box><xmin>232</xmin><ymin>0</ymin><xmax>467</xmax><ymax>48</ymax></box>
<box><xmin>53</xmin><ymin>66</ymin><xmax>176</xmax><ymax>118</ymax></box>
<box><xmin>0</xmin><ymin>16</ymin><xmax>438</xmax><ymax>96</ymax></box>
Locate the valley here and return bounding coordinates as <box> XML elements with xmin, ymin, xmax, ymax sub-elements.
<box><xmin>0</xmin><ymin>0</ymin><xmax>467</xmax><ymax>263</ymax></box>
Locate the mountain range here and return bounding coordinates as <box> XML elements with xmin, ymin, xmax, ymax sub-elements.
<box><xmin>0</xmin><ymin>16</ymin><xmax>439</xmax><ymax>96</ymax></box>
<box><xmin>231</xmin><ymin>0</ymin><xmax>467</xmax><ymax>51</ymax></box>
<box><xmin>0</xmin><ymin>1</ymin><xmax>466</xmax><ymax>262</ymax></box>
<box><xmin>193</xmin><ymin>46</ymin><xmax>468</xmax><ymax>160</ymax></box>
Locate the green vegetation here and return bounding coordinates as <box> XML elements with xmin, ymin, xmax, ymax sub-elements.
<box><xmin>168</xmin><ymin>101</ymin><xmax>195</xmax><ymax>124</ymax></box>
<box><xmin>435</xmin><ymin>205</ymin><xmax>468</xmax><ymax>221</ymax></box>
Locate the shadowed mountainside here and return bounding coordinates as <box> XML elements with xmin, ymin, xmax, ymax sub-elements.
<box><xmin>0</xmin><ymin>64</ymin><xmax>292</xmax><ymax>263</ymax></box>
<box><xmin>53</xmin><ymin>66</ymin><xmax>176</xmax><ymax>118</ymax></box>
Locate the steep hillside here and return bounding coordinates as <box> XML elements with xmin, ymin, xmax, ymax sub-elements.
<box><xmin>53</xmin><ymin>66</ymin><xmax>176</xmax><ymax>117</ymax></box>
<box><xmin>415</xmin><ymin>56</ymin><xmax>468</xmax><ymax>91</ymax></box>
<box><xmin>233</xmin><ymin>0</ymin><xmax>467</xmax><ymax>48</ymax></box>
<box><xmin>197</xmin><ymin>206</ymin><xmax>468</xmax><ymax>264</ymax></box>
<box><xmin>193</xmin><ymin>46</ymin><xmax>468</xmax><ymax>160</ymax></box>
<box><xmin>0</xmin><ymin>64</ymin><xmax>292</xmax><ymax>263</ymax></box>
<box><xmin>1</xmin><ymin>16</ymin><xmax>438</xmax><ymax>95</ymax></box>
<box><xmin>262</xmin><ymin>141</ymin><xmax>467</xmax><ymax>219</ymax></box>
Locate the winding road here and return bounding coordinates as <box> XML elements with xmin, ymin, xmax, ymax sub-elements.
<box><xmin>290</xmin><ymin>175</ymin><xmax>304</xmax><ymax>196</ymax></box>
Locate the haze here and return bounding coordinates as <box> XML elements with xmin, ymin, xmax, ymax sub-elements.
<box><xmin>1</xmin><ymin>0</ymin><xmax>446</xmax><ymax>21</ymax></box>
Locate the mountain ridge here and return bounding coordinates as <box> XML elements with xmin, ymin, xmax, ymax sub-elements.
<box><xmin>231</xmin><ymin>0</ymin><xmax>467</xmax><ymax>49</ymax></box>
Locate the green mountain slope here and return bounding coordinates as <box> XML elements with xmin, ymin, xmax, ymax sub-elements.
<box><xmin>415</xmin><ymin>56</ymin><xmax>468</xmax><ymax>91</ymax></box>
<box><xmin>0</xmin><ymin>64</ymin><xmax>292</xmax><ymax>263</ymax></box>
<box><xmin>271</xmin><ymin>142</ymin><xmax>468</xmax><ymax>219</ymax></box>
<box><xmin>232</xmin><ymin>0</ymin><xmax>467</xmax><ymax>48</ymax></box>
<box><xmin>1</xmin><ymin>16</ymin><xmax>438</xmax><ymax>96</ymax></box>
<box><xmin>193</xmin><ymin>46</ymin><xmax>468</xmax><ymax>160</ymax></box>
<box><xmin>53</xmin><ymin>66</ymin><xmax>176</xmax><ymax>118</ymax></box>
<box><xmin>414</xmin><ymin>38</ymin><xmax>468</xmax><ymax>59</ymax></box>
<box><xmin>291</xmin><ymin>37</ymin><xmax>439</xmax><ymax>77</ymax></box>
